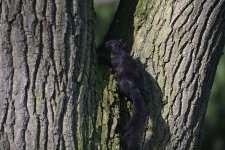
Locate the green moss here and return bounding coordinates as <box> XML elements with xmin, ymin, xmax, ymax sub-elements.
<box><xmin>134</xmin><ymin>0</ymin><xmax>147</xmax><ymax>29</ymax></box>
<box><xmin>77</xmin><ymin>71</ymin><xmax>83</xmax><ymax>83</ymax></box>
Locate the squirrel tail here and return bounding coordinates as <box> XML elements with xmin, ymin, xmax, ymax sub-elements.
<box><xmin>122</xmin><ymin>89</ymin><xmax>147</xmax><ymax>150</ymax></box>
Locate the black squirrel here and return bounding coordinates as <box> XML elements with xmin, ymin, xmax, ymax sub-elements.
<box><xmin>105</xmin><ymin>39</ymin><xmax>147</xmax><ymax>150</ymax></box>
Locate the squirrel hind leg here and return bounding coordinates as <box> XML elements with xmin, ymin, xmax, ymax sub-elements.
<box><xmin>122</xmin><ymin>133</ymin><xmax>139</xmax><ymax>150</ymax></box>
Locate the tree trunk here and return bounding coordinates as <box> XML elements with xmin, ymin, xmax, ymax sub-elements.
<box><xmin>103</xmin><ymin>0</ymin><xmax>225</xmax><ymax>149</ymax></box>
<box><xmin>0</xmin><ymin>0</ymin><xmax>225</xmax><ymax>150</ymax></box>
<box><xmin>0</xmin><ymin>0</ymin><xmax>96</xmax><ymax>149</ymax></box>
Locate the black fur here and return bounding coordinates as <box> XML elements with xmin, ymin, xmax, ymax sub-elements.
<box><xmin>105</xmin><ymin>39</ymin><xmax>147</xmax><ymax>150</ymax></box>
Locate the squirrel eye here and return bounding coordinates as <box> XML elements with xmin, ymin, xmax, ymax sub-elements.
<box><xmin>122</xmin><ymin>43</ymin><xmax>126</xmax><ymax>49</ymax></box>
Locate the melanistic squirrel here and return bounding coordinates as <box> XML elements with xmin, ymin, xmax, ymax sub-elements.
<box><xmin>105</xmin><ymin>40</ymin><xmax>147</xmax><ymax>150</ymax></box>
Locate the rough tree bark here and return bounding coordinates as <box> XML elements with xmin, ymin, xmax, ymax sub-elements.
<box><xmin>0</xmin><ymin>0</ymin><xmax>225</xmax><ymax>150</ymax></box>
<box><xmin>0</xmin><ymin>0</ymin><xmax>96</xmax><ymax>150</ymax></box>
<box><xmin>104</xmin><ymin>0</ymin><xmax>225</xmax><ymax>149</ymax></box>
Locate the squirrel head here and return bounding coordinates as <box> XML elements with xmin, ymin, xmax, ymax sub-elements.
<box><xmin>105</xmin><ymin>39</ymin><xmax>127</xmax><ymax>55</ymax></box>
<box><xmin>105</xmin><ymin>39</ymin><xmax>128</xmax><ymax>70</ymax></box>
